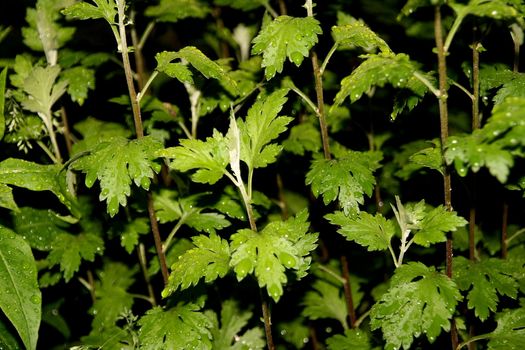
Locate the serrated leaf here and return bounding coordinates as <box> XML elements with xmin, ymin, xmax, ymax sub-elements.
<box><xmin>230</xmin><ymin>210</ymin><xmax>318</xmax><ymax>302</ymax></box>
<box><xmin>237</xmin><ymin>89</ymin><xmax>292</xmax><ymax>169</ymax></box>
<box><xmin>148</xmin><ymin>237</ymin><xmax>194</xmax><ymax>277</ymax></box>
<box><xmin>138</xmin><ymin>303</ymin><xmax>213</xmax><ymax>349</ymax></box>
<box><xmin>47</xmin><ymin>233</ymin><xmax>104</xmax><ymax>281</ymax></box>
<box><xmin>333</xmin><ymin>53</ymin><xmax>421</xmax><ymax>108</ymax></box>
<box><xmin>454</xmin><ymin>257</ymin><xmax>521</xmax><ymax>321</ymax></box>
<box><xmin>479</xmin><ymin>64</ymin><xmax>516</xmax><ymax>99</ymax></box>
<box><xmin>155</xmin><ymin>47</ymin><xmax>238</xmax><ymax>93</ymax></box>
<box><xmin>488</xmin><ymin>307</ymin><xmax>525</xmax><ymax>350</ymax></box>
<box><xmin>21</xmin><ymin>65</ymin><xmax>67</xmax><ymax>116</ymax></box>
<box><xmin>0</xmin><ymin>184</ymin><xmax>18</xmax><ymax>211</ymax></box>
<box><xmin>90</xmin><ymin>262</ymin><xmax>136</xmax><ymax>333</ymax></box>
<box><xmin>332</xmin><ymin>21</ymin><xmax>391</xmax><ymax>53</ymax></box>
<box><xmin>370</xmin><ymin>262</ymin><xmax>461</xmax><ymax>350</ymax></box>
<box><xmin>209</xmin><ymin>299</ymin><xmax>265</xmax><ymax>350</ymax></box>
<box><xmin>61</xmin><ymin>66</ymin><xmax>95</xmax><ymax>105</ymax></box>
<box><xmin>403</xmin><ymin>140</ymin><xmax>443</xmax><ymax>175</ymax></box>
<box><xmin>493</xmin><ymin>72</ymin><xmax>525</xmax><ymax>105</ymax></box>
<box><xmin>451</xmin><ymin>0</ymin><xmax>520</xmax><ymax>21</ymax></box>
<box><xmin>145</xmin><ymin>0</ymin><xmax>210</xmax><ymax>23</ymax></box>
<box><xmin>282</xmin><ymin>122</ymin><xmax>322</xmax><ymax>155</ymax></box>
<box><xmin>326</xmin><ymin>211</ymin><xmax>395</xmax><ymax>251</ymax></box>
<box><xmin>252</xmin><ymin>16</ymin><xmax>322</xmax><ymax>79</ymax></box>
<box><xmin>302</xmin><ymin>279</ymin><xmax>348</xmax><ymax>328</ymax></box>
<box><xmin>0</xmin><ymin>226</ymin><xmax>41</xmax><ymax>350</ymax></box>
<box><xmin>12</xmin><ymin>207</ymin><xmax>70</xmax><ymax>251</ymax></box>
<box><xmin>413</xmin><ymin>205</ymin><xmax>467</xmax><ymax>247</ymax></box>
<box><xmin>162</xmin><ymin>233</ymin><xmax>230</xmax><ymax>297</ymax></box>
<box><xmin>326</xmin><ymin>329</ymin><xmax>371</xmax><ymax>350</ymax></box>
<box><xmin>62</xmin><ymin>0</ymin><xmax>117</xmax><ymax>23</ymax></box>
<box><xmin>160</xmin><ymin>130</ymin><xmax>229</xmax><ymax>184</ymax></box>
<box><xmin>72</xmin><ymin>136</ymin><xmax>162</xmax><ymax>216</ymax></box>
<box><xmin>306</xmin><ymin>150</ymin><xmax>382</xmax><ymax>216</ymax></box>
<box><xmin>120</xmin><ymin>218</ymin><xmax>149</xmax><ymax>254</ymax></box>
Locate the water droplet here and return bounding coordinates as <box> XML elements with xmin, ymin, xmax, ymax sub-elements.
<box><xmin>30</xmin><ymin>294</ymin><xmax>40</xmax><ymax>304</ymax></box>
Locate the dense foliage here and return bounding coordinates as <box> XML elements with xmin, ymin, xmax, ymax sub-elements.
<box><xmin>1</xmin><ymin>0</ymin><xmax>525</xmax><ymax>349</ymax></box>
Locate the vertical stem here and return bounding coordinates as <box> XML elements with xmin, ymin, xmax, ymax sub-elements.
<box><xmin>60</xmin><ymin>107</ymin><xmax>73</xmax><ymax>155</ymax></box>
<box><xmin>130</xmin><ymin>11</ymin><xmax>147</xmax><ymax>91</ymax></box>
<box><xmin>138</xmin><ymin>243</ymin><xmax>157</xmax><ymax>306</ymax></box>
<box><xmin>311</xmin><ymin>51</ymin><xmax>331</xmax><ymax>160</ymax></box>
<box><xmin>117</xmin><ymin>0</ymin><xmax>168</xmax><ymax>285</ymax></box>
<box><xmin>434</xmin><ymin>5</ymin><xmax>458</xmax><ymax>349</ymax></box>
<box><xmin>501</xmin><ymin>202</ymin><xmax>508</xmax><ymax>259</ymax></box>
<box><xmin>212</xmin><ymin>7</ymin><xmax>230</xmax><ymax>59</ymax></box>
<box><xmin>261</xmin><ymin>290</ymin><xmax>275</xmax><ymax>350</ymax></box>
<box><xmin>278</xmin><ymin>0</ymin><xmax>287</xmax><ymax>15</ymax></box>
<box><xmin>340</xmin><ymin>256</ymin><xmax>356</xmax><ymax>328</ymax></box>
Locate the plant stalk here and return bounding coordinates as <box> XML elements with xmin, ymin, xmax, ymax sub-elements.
<box><xmin>341</xmin><ymin>256</ymin><xmax>356</xmax><ymax>328</ymax></box>
<box><xmin>261</xmin><ymin>290</ymin><xmax>275</xmax><ymax>350</ymax></box>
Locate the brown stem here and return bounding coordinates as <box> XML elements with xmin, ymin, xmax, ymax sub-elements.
<box><xmin>87</xmin><ymin>269</ymin><xmax>96</xmax><ymax>303</ymax></box>
<box><xmin>261</xmin><ymin>290</ymin><xmax>275</xmax><ymax>350</ymax></box>
<box><xmin>60</xmin><ymin>107</ymin><xmax>73</xmax><ymax>155</ymax></box>
<box><xmin>277</xmin><ymin>0</ymin><xmax>287</xmax><ymax>15</ymax></box>
<box><xmin>117</xmin><ymin>2</ymin><xmax>168</xmax><ymax>285</ymax></box>
<box><xmin>309</xmin><ymin>324</ymin><xmax>319</xmax><ymax>350</ymax></box>
<box><xmin>138</xmin><ymin>243</ymin><xmax>157</xmax><ymax>306</ymax></box>
<box><xmin>310</xmin><ymin>51</ymin><xmax>331</xmax><ymax>160</ymax></box>
<box><xmin>435</xmin><ymin>6</ymin><xmax>458</xmax><ymax>349</ymax></box>
<box><xmin>212</xmin><ymin>7</ymin><xmax>230</xmax><ymax>59</ymax></box>
<box><xmin>472</xmin><ymin>41</ymin><xmax>480</xmax><ymax>131</ymax></box>
<box><xmin>130</xmin><ymin>11</ymin><xmax>147</xmax><ymax>91</ymax></box>
<box><xmin>468</xmin><ymin>206</ymin><xmax>476</xmax><ymax>260</ymax></box>
<box><xmin>501</xmin><ymin>202</ymin><xmax>509</xmax><ymax>259</ymax></box>
<box><xmin>340</xmin><ymin>256</ymin><xmax>356</xmax><ymax>328</ymax></box>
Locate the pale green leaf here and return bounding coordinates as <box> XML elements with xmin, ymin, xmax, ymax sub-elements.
<box><xmin>13</xmin><ymin>207</ymin><xmax>70</xmax><ymax>251</ymax></box>
<box><xmin>90</xmin><ymin>262</ymin><xmax>136</xmax><ymax>333</ymax></box>
<box><xmin>160</xmin><ymin>130</ymin><xmax>229</xmax><ymax>185</ymax></box>
<box><xmin>252</xmin><ymin>16</ymin><xmax>322</xmax><ymax>79</ymax></box>
<box><xmin>21</xmin><ymin>65</ymin><xmax>67</xmax><ymax>115</ymax></box>
<box><xmin>145</xmin><ymin>0</ymin><xmax>210</xmax><ymax>23</ymax></box>
<box><xmin>370</xmin><ymin>262</ymin><xmax>461</xmax><ymax>350</ymax></box>
<box><xmin>452</xmin><ymin>0</ymin><xmax>520</xmax><ymax>21</ymax></box>
<box><xmin>282</xmin><ymin>123</ymin><xmax>322</xmax><ymax>155</ymax></box>
<box><xmin>162</xmin><ymin>233</ymin><xmax>230</xmax><ymax>297</ymax></box>
<box><xmin>306</xmin><ymin>150</ymin><xmax>382</xmax><ymax>216</ymax></box>
<box><xmin>326</xmin><ymin>211</ymin><xmax>395</xmax><ymax>251</ymax></box>
<box><xmin>62</xmin><ymin>0</ymin><xmax>117</xmax><ymax>23</ymax></box>
<box><xmin>413</xmin><ymin>205</ymin><xmax>467</xmax><ymax>247</ymax></box>
<box><xmin>138</xmin><ymin>303</ymin><xmax>213</xmax><ymax>349</ymax></box>
<box><xmin>0</xmin><ymin>225</ymin><xmax>41</xmax><ymax>350</ymax></box>
<box><xmin>237</xmin><ymin>89</ymin><xmax>292</xmax><ymax>169</ymax></box>
<box><xmin>454</xmin><ymin>257</ymin><xmax>521</xmax><ymax>321</ymax></box>
<box><xmin>61</xmin><ymin>66</ymin><xmax>95</xmax><ymax>105</ymax></box>
<box><xmin>72</xmin><ymin>136</ymin><xmax>162</xmax><ymax>216</ymax></box>
<box><xmin>326</xmin><ymin>329</ymin><xmax>371</xmax><ymax>350</ymax></box>
<box><xmin>230</xmin><ymin>210</ymin><xmax>318</xmax><ymax>302</ymax></box>
<box><xmin>47</xmin><ymin>233</ymin><xmax>104</xmax><ymax>281</ymax></box>
<box><xmin>332</xmin><ymin>21</ymin><xmax>391</xmax><ymax>53</ymax></box>
<box><xmin>209</xmin><ymin>299</ymin><xmax>265</xmax><ymax>350</ymax></box>
<box><xmin>333</xmin><ymin>53</ymin><xmax>421</xmax><ymax>108</ymax></box>
<box><xmin>120</xmin><ymin>218</ymin><xmax>149</xmax><ymax>254</ymax></box>
<box><xmin>488</xmin><ymin>307</ymin><xmax>525</xmax><ymax>350</ymax></box>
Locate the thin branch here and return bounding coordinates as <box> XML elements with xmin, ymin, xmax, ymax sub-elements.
<box><xmin>320</xmin><ymin>43</ymin><xmax>338</xmax><ymax>76</ymax></box>
<box><xmin>36</xmin><ymin>140</ymin><xmax>58</xmax><ymax>163</ymax></box>
<box><xmin>263</xmin><ymin>2</ymin><xmax>279</xmax><ymax>18</ymax></box>
<box><xmin>413</xmin><ymin>71</ymin><xmax>441</xmax><ymax>98</ymax></box>
<box><xmin>138</xmin><ymin>21</ymin><xmax>156</xmax><ymax>51</ymax></box>
<box><xmin>456</xmin><ymin>333</ymin><xmax>493</xmax><ymax>350</ymax></box>
<box><xmin>289</xmin><ymin>85</ymin><xmax>319</xmax><ymax>116</ymax></box>
<box><xmin>138</xmin><ymin>243</ymin><xmax>157</xmax><ymax>306</ymax></box>
<box><xmin>162</xmin><ymin>212</ymin><xmax>190</xmax><ymax>253</ymax></box>
<box><xmin>451</xmin><ymin>80</ymin><xmax>474</xmax><ymax>101</ymax></box>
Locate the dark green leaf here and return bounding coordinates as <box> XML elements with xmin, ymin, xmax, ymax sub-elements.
<box><xmin>120</xmin><ymin>218</ymin><xmax>149</xmax><ymax>254</ymax></box>
<box><xmin>252</xmin><ymin>16</ymin><xmax>322</xmax><ymax>79</ymax></box>
<box><xmin>488</xmin><ymin>307</ymin><xmax>525</xmax><ymax>350</ymax></box>
<box><xmin>0</xmin><ymin>226</ymin><xmax>41</xmax><ymax>350</ymax></box>
<box><xmin>145</xmin><ymin>0</ymin><xmax>210</xmax><ymax>23</ymax></box>
<box><xmin>302</xmin><ymin>279</ymin><xmax>348</xmax><ymax>328</ymax></box>
<box><xmin>214</xmin><ymin>0</ymin><xmax>265</xmax><ymax>11</ymax></box>
<box><xmin>282</xmin><ymin>122</ymin><xmax>322</xmax><ymax>155</ymax></box>
<box><xmin>13</xmin><ymin>207</ymin><xmax>70</xmax><ymax>251</ymax></box>
<box><xmin>326</xmin><ymin>329</ymin><xmax>371</xmax><ymax>350</ymax></box>
<box><xmin>61</xmin><ymin>66</ymin><xmax>95</xmax><ymax>105</ymax></box>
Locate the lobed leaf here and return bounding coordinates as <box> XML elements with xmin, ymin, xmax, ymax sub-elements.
<box><xmin>61</xmin><ymin>66</ymin><xmax>95</xmax><ymax>105</ymax></box>
<box><xmin>302</xmin><ymin>279</ymin><xmax>348</xmax><ymax>329</ymax></box>
<box><xmin>488</xmin><ymin>307</ymin><xmax>525</xmax><ymax>350</ymax></box>
<box><xmin>326</xmin><ymin>329</ymin><xmax>371</xmax><ymax>350</ymax></box>
<box><xmin>0</xmin><ymin>226</ymin><xmax>41</xmax><ymax>350</ymax></box>
<box><xmin>252</xmin><ymin>16</ymin><xmax>322</xmax><ymax>79</ymax></box>
<box><xmin>145</xmin><ymin>0</ymin><xmax>210</xmax><ymax>23</ymax></box>
<box><xmin>162</xmin><ymin>233</ymin><xmax>231</xmax><ymax>297</ymax></box>
<box><xmin>120</xmin><ymin>218</ymin><xmax>149</xmax><ymax>254</ymax></box>
<box><xmin>306</xmin><ymin>150</ymin><xmax>382</xmax><ymax>216</ymax></box>
<box><xmin>62</xmin><ymin>0</ymin><xmax>117</xmax><ymax>23</ymax></box>
<box><xmin>230</xmin><ymin>210</ymin><xmax>318</xmax><ymax>302</ymax></box>
<box><xmin>413</xmin><ymin>205</ymin><xmax>468</xmax><ymax>247</ymax></box>
<box><xmin>21</xmin><ymin>65</ymin><xmax>67</xmax><ymax>116</ymax></box>
<box><xmin>370</xmin><ymin>262</ymin><xmax>461</xmax><ymax>350</ymax></box>
<box><xmin>332</xmin><ymin>21</ymin><xmax>391</xmax><ymax>53</ymax></box>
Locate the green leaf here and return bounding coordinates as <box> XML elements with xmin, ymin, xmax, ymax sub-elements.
<box><xmin>479</xmin><ymin>64</ymin><xmax>516</xmax><ymax>100</ymax></box>
<box><xmin>62</xmin><ymin>0</ymin><xmax>117</xmax><ymax>23</ymax></box>
<box><xmin>397</xmin><ymin>140</ymin><xmax>444</xmax><ymax>176</ymax></box>
<box><xmin>138</xmin><ymin>303</ymin><xmax>213</xmax><ymax>349</ymax></box>
<box><xmin>0</xmin><ymin>225</ymin><xmax>41</xmax><ymax>350</ymax></box>
<box><xmin>71</xmin><ymin>117</ymin><xmax>131</xmax><ymax>155</ymax></box>
<box><xmin>155</xmin><ymin>47</ymin><xmax>238</xmax><ymax>93</ymax></box>
<box><xmin>306</xmin><ymin>150</ymin><xmax>382</xmax><ymax>216</ymax></box>
<box><xmin>41</xmin><ymin>299</ymin><xmax>70</xmax><ymax>340</ymax></box>
<box><xmin>162</xmin><ymin>233</ymin><xmax>230</xmax><ymax>297</ymax></box>
<box><xmin>0</xmin><ymin>67</ymin><xmax>6</xmax><ymax>140</ymax></box>
<box><xmin>145</xmin><ymin>0</ymin><xmax>210</xmax><ymax>23</ymax></box>
<box><xmin>282</xmin><ymin>122</ymin><xmax>322</xmax><ymax>155</ymax></box>
<box><xmin>230</xmin><ymin>210</ymin><xmax>318</xmax><ymax>302</ymax></box>
<box><xmin>326</xmin><ymin>211</ymin><xmax>395</xmax><ymax>251</ymax></box>
<box><xmin>332</xmin><ymin>21</ymin><xmax>391</xmax><ymax>53</ymax></box>
<box><xmin>326</xmin><ymin>329</ymin><xmax>372</xmax><ymax>350</ymax></box>
<box><xmin>90</xmin><ymin>262</ymin><xmax>136</xmax><ymax>333</ymax></box>
<box><xmin>120</xmin><ymin>218</ymin><xmax>149</xmax><ymax>254</ymax></box>
<box><xmin>214</xmin><ymin>0</ymin><xmax>265</xmax><ymax>11</ymax></box>
<box><xmin>61</xmin><ymin>66</ymin><xmax>95</xmax><ymax>105</ymax></box>
<box><xmin>72</xmin><ymin>136</ymin><xmax>162</xmax><ymax>216</ymax></box>
<box><xmin>276</xmin><ymin>318</ymin><xmax>309</xmax><ymax>349</ymax></box>
<box><xmin>209</xmin><ymin>299</ymin><xmax>265</xmax><ymax>350</ymax></box>
<box><xmin>451</xmin><ymin>0</ymin><xmax>520</xmax><ymax>21</ymax></box>
<box><xmin>47</xmin><ymin>233</ymin><xmax>104</xmax><ymax>281</ymax></box>
<box><xmin>454</xmin><ymin>257</ymin><xmax>521</xmax><ymax>321</ymax></box>
<box><xmin>488</xmin><ymin>307</ymin><xmax>525</xmax><ymax>350</ymax></box>
<box><xmin>21</xmin><ymin>65</ymin><xmax>68</xmax><ymax>115</ymax></box>
<box><xmin>302</xmin><ymin>279</ymin><xmax>348</xmax><ymax>329</ymax></box>
<box><xmin>493</xmin><ymin>73</ymin><xmax>525</xmax><ymax>105</ymax></box>
<box><xmin>0</xmin><ymin>184</ymin><xmax>18</xmax><ymax>211</ymax></box>
<box><xmin>13</xmin><ymin>207</ymin><xmax>70</xmax><ymax>251</ymax></box>
<box><xmin>333</xmin><ymin>53</ymin><xmax>421</xmax><ymax>108</ymax></box>
<box><xmin>0</xmin><ymin>317</ymin><xmax>22</xmax><ymax>350</ymax></box>
<box><xmin>252</xmin><ymin>16</ymin><xmax>322</xmax><ymax>79</ymax></box>
<box><xmin>370</xmin><ymin>262</ymin><xmax>461</xmax><ymax>350</ymax></box>
<box><xmin>160</xmin><ymin>130</ymin><xmax>230</xmax><ymax>184</ymax></box>
<box><xmin>237</xmin><ymin>89</ymin><xmax>292</xmax><ymax>169</ymax></box>
<box><xmin>413</xmin><ymin>205</ymin><xmax>468</xmax><ymax>247</ymax></box>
